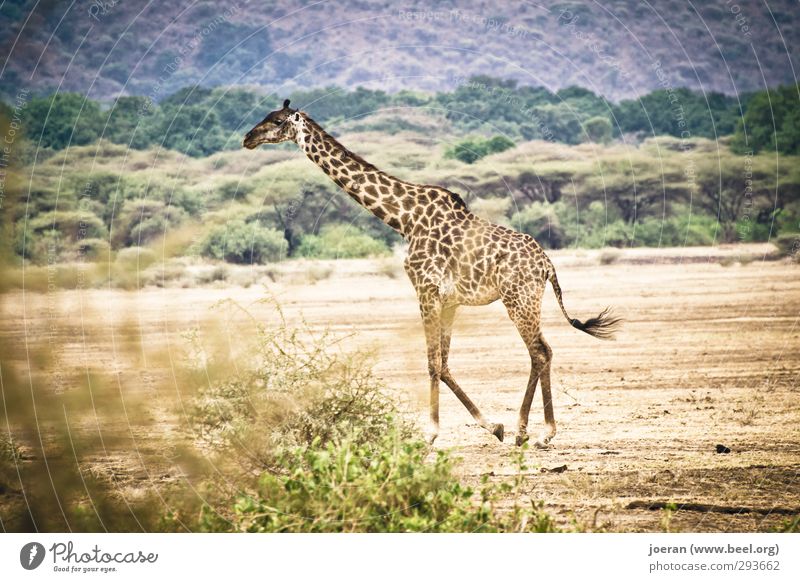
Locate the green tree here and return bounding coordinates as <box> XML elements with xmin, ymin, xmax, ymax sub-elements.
<box><xmin>732</xmin><ymin>84</ymin><xmax>800</xmax><ymax>154</ymax></box>
<box><xmin>288</xmin><ymin>86</ymin><xmax>391</xmax><ymax>123</ymax></box>
<box><xmin>613</xmin><ymin>88</ymin><xmax>741</xmax><ymax>138</ymax></box>
<box><xmin>584</xmin><ymin>116</ymin><xmax>613</xmax><ymax>143</ymax></box>
<box><xmin>143</xmin><ymin>104</ymin><xmax>227</xmax><ymax>157</ymax></box>
<box><xmin>529</xmin><ymin>103</ymin><xmax>584</xmax><ymax>144</ymax></box>
<box><xmin>206</xmin><ymin>87</ymin><xmax>265</xmax><ymax>132</ymax></box>
<box><xmin>23</xmin><ymin>93</ymin><xmax>103</xmax><ymax>149</ymax></box>
<box><xmin>105</xmin><ymin>96</ymin><xmax>152</xmax><ymax>147</ymax></box>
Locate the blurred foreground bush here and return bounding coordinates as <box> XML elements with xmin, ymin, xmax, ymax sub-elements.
<box><xmin>186</xmin><ymin>301</ymin><xmax>556</xmax><ymax>532</ymax></box>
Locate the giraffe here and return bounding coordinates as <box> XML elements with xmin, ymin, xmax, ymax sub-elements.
<box><xmin>243</xmin><ymin>99</ymin><xmax>621</xmax><ymax>447</ymax></box>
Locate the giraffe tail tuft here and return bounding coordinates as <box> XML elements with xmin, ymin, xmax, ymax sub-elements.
<box><xmin>569</xmin><ymin>307</ymin><xmax>623</xmax><ymax>340</ymax></box>
<box><xmin>548</xmin><ymin>266</ymin><xmax>622</xmax><ymax>340</ymax></box>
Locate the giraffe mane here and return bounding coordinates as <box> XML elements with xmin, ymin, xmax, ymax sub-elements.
<box><xmin>301</xmin><ymin>114</ymin><xmax>379</xmax><ymax>173</ymax></box>
<box><xmin>301</xmin><ymin>113</ymin><xmax>469</xmax><ymax>210</ymax></box>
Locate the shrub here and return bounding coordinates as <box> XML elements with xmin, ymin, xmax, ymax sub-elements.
<box><xmin>16</xmin><ymin>211</ymin><xmax>107</xmax><ymax>263</ymax></box>
<box><xmin>632</xmin><ymin>212</ymin><xmax>718</xmax><ymax>247</ymax></box>
<box><xmin>73</xmin><ymin>238</ymin><xmax>110</xmax><ymax>261</ymax></box>
<box><xmin>195</xmin><ymin>264</ymin><xmax>229</xmax><ymax>285</ymax></box>
<box><xmin>774</xmin><ymin>201</ymin><xmax>800</xmax><ymax>237</ymax></box>
<box><xmin>170</xmin><ymin>187</ymin><xmax>206</xmax><ymax>216</ymax></box>
<box><xmin>773</xmin><ymin>233</ymin><xmax>800</xmax><ymax>261</ymax></box>
<box><xmin>25</xmin><ymin>210</ymin><xmax>106</xmax><ymax>241</ymax></box>
<box><xmin>226</xmin><ymin>435</ymin><xmax>557</xmax><ymax>533</ymax></box>
<box><xmin>556</xmin><ymin>200</ymin><xmax>628</xmax><ymax>248</ymax></box>
<box><xmin>140</xmin><ymin>260</ymin><xmax>189</xmax><ymax>287</ymax></box>
<box><xmin>511</xmin><ymin>202</ymin><xmax>564</xmax><ymax>249</ymax></box>
<box><xmin>599</xmin><ymin>248</ymin><xmax>621</xmax><ymax>265</ymax></box>
<box><xmin>444</xmin><ymin>135</ymin><xmax>515</xmax><ymax>164</ymax></box>
<box><xmin>216</xmin><ymin>179</ymin><xmax>254</xmax><ymax>202</ymax></box>
<box><xmin>297</xmin><ymin>225</ymin><xmax>389</xmax><ymax>259</ymax></box>
<box><xmin>114</xmin><ymin>246</ymin><xmax>157</xmax><ymax>270</ymax></box>
<box><xmin>199</xmin><ymin>220</ymin><xmax>287</xmax><ymax>264</ymax></box>
<box><xmin>113</xmin><ymin>199</ymin><xmax>186</xmax><ymax>247</ymax></box>
<box><xmin>188</xmin><ymin>302</ymin><xmax>558</xmax><ymax>533</ymax></box>
<box><xmin>546</xmin><ymin>201</ymin><xmax>720</xmax><ymax>248</ymax></box>
<box><xmin>190</xmin><ymin>303</ymin><xmax>408</xmax><ymax>459</ymax></box>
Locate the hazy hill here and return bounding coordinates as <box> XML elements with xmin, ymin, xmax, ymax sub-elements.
<box><xmin>1</xmin><ymin>0</ymin><xmax>798</xmax><ymax>102</ymax></box>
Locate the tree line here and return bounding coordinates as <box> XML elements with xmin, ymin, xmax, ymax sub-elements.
<box><xmin>2</xmin><ymin>78</ymin><xmax>797</xmax><ymax>158</ymax></box>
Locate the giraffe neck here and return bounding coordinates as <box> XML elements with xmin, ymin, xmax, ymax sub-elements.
<box><xmin>295</xmin><ymin>115</ymin><xmax>416</xmax><ymax>236</ymax></box>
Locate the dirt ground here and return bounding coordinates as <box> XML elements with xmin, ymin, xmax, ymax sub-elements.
<box><xmin>2</xmin><ymin>244</ymin><xmax>799</xmax><ymax>532</ymax></box>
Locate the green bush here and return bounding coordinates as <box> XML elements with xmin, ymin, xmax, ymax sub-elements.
<box><xmin>113</xmin><ymin>199</ymin><xmax>185</xmax><ymax>247</ymax></box>
<box><xmin>26</xmin><ymin>210</ymin><xmax>106</xmax><ymax>241</ymax></box>
<box><xmin>545</xmin><ymin>201</ymin><xmax>721</xmax><ymax>248</ymax></box>
<box><xmin>200</xmin><ymin>220</ymin><xmax>287</xmax><ymax>264</ymax></box>
<box><xmin>774</xmin><ymin>201</ymin><xmax>800</xmax><ymax>236</ymax></box>
<box><xmin>74</xmin><ymin>237</ymin><xmax>110</xmax><ymax>260</ymax></box>
<box><xmin>773</xmin><ymin>233</ymin><xmax>800</xmax><ymax>261</ymax></box>
<box><xmin>297</xmin><ymin>225</ymin><xmax>389</xmax><ymax>259</ymax></box>
<box><xmin>634</xmin><ymin>211</ymin><xmax>718</xmax><ymax>247</ymax></box>
<box><xmin>555</xmin><ymin>200</ymin><xmax>624</xmax><ymax>248</ymax></box>
<box><xmin>445</xmin><ymin>135</ymin><xmax>515</xmax><ymax>164</ymax></box>
<box><xmin>16</xmin><ymin>211</ymin><xmax>107</xmax><ymax>263</ymax></box>
<box><xmin>216</xmin><ymin>179</ymin><xmax>254</xmax><ymax>202</ymax></box>
<box><xmin>114</xmin><ymin>246</ymin><xmax>157</xmax><ymax>270</ymax></box>
<box><xmin>614</xmin><ymin>88</ymin><xmax>741</xmax><ymax>139</ymax></box>
<box><xmin>226</xmin><ymin>433</ymin><xmax>556</xmax><ymax>533</ymax></box>
<box><xmin>190</xmin><ymin>302</ymin><xmax>407</xmax><ymax>458</ymax></box>
<box><xmin>511</xmin><ymin>202</ymin><xmax>565</xmax><ymax>249</ymax></box>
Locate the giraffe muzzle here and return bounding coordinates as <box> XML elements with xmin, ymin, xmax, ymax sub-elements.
<box><xmin>242</xmin><ymin>132</ymin><xmax>259</xmax><ymax>149</ymax></box>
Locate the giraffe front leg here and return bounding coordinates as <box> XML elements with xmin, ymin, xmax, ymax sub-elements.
<box><xmin>419</xmin><ymin>294</ymin><xmax>443</xmax><ymax>445</ymax></box>
<box><xmin>440</xmin><ymin>306</ymin><xmax>503</xmax><ymax>442</ymax></box>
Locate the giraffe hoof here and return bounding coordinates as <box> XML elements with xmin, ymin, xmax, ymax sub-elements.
<box><xmin>534</xmin><ymin>436</ymin><xmax>552</xmax><ymax>449</ymax></box>
<box><xmin>515</xmin><ymin>434</ymin><xmax>529</xmax><ymax>447</ymax></box>
<box><xmin>491</xmin><ymin>423</ymin><xmax>504</xmax><ymax>442</ymax></box>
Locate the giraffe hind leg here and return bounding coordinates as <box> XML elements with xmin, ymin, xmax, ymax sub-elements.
<box><xmin>534</xmin><ymin>341</ymin><xmax>556</xmax><ymax>448</ymax></box>
<box><xmin>512</xmin><ymin>337</ymin><xmax>553</xmax><ymax>447</ymax></box>
<box><xmin>503</xmin><ymin>292</ymin><xmax>556</xmax><ymax>447</ymax></box>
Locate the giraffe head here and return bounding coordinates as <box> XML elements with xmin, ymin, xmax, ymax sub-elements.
<box><xmin>242</xmin><ymin>99</ymin><xmax>302</xmax><ymax>149</ymax></box>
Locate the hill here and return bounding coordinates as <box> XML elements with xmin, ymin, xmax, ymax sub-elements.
<box><xmin>1</xmin><ymin>0</ymin><xmax>798</xmax><ymax>102</ymax></box>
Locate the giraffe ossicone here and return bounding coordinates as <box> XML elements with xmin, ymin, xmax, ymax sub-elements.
<box><xmin>244</xmin><ymin>101</ymin><xmax>622</xmax><ymax>446</ymax></box>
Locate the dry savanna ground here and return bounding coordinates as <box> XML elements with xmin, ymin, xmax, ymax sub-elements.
<box><xmin>1</xmin><ymin>244</ymin><xmax>799</xmax><ymax>532</ymax></box>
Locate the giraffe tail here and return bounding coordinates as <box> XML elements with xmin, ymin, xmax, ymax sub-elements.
<box><xmin>548</xmin><ymin>266</ymin><xmax>622</xmax><ymax>340</ymax></box>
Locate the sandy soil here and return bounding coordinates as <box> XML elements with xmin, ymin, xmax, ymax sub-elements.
<box><xmin>2</xmin><ymin>244</ymin><xmax>799</xmax><ymax>532</ymax></box>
